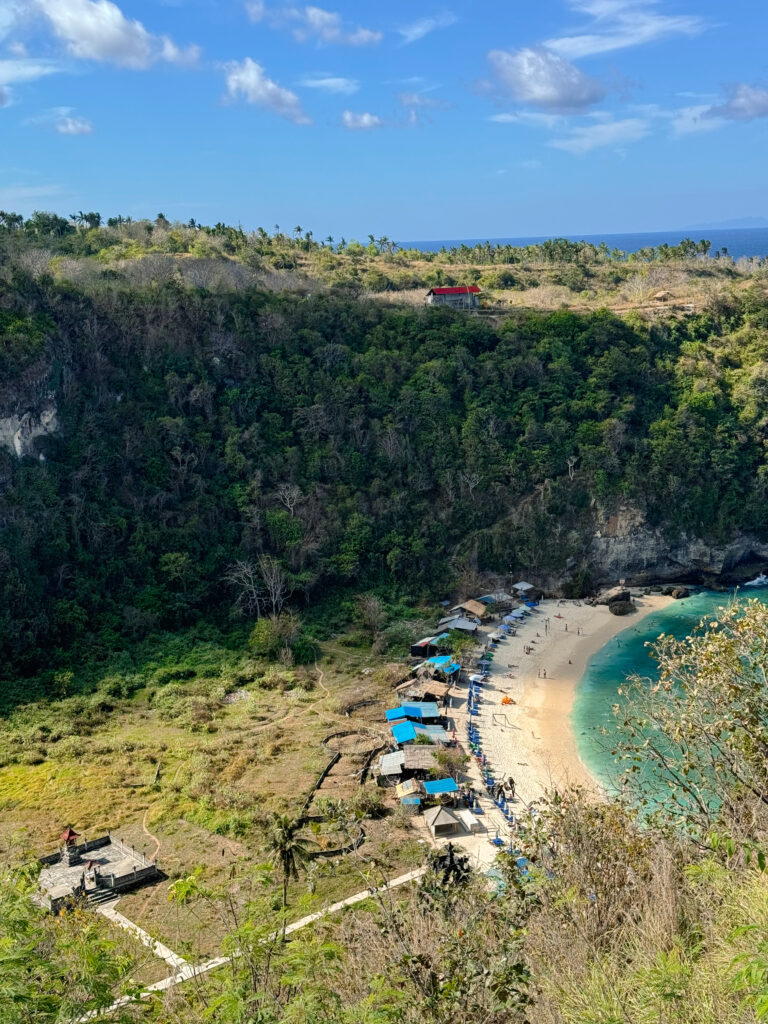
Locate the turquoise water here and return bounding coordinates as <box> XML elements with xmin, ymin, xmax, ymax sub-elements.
<box><xmin>572</xmin><ymin>590</ymin><xmax>768</xmax><ymax>789</ymax></box>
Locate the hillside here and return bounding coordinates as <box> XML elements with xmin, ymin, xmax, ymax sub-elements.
<box><xmin>3</xmin><ymin>215</ymin><xmax>768</xmax><ymax>1023</ymax></box>
<box><xmin>3</xmin><ymin>216</ymin><xmax>768</xmax><ymax>681</ymax></box>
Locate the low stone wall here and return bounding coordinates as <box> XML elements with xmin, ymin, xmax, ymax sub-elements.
<box><xmin>104</xmin><ymin>864</ymin><xmax>159</xmax><ymax>891</ymax></box>
<box><xmin>300</xmin><ymin>752</ymin><xmax>342</xmax><ymax>814</ymax></box>
<box><xmin>39</xmin><ymin>834</ymin><xmax>112</xmax><ymax>866</ymax></box>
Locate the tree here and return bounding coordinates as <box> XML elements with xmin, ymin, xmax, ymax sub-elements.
<box><xmin>0</xmin><ymin>866</ymin><xmax>140</xmax><ymax>1022</ymax></box>
<box><xmin>266</xmin><ymin>813</ymin><xmax>316</xmax><ymax>937</ymax></box>
<box><xmin>258</xmin><ymin>554</ymin><xmax>289</xmax><ymax>616</ymax></box>
<box><xmin>276</xmin><ymin>481</ymin><xmax>302</xmax><ymax>516</ymax></box>
<box><xmin>224</xmin><ymin>559</ymin><xmax>262</xmax><ymax>617</ymax></box>
<box><xmin>615</xmin><ymin>599</ymin><xmax>768</xmax><ymax>837</ymax></box>
<box><xmin>355</xmin><ymin>592</ymin><xmax>386</xmax><ymax>639</ymax></box>
<box><xmin>448</xmin><ymin>629</ymin><xmax>477</xmax><ymax>667</ymax></box>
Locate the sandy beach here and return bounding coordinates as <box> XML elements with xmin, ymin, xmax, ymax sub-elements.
<box><xmin>463</xmin><ymin>594</ymin><xmax>673</xmax><ymax>806</ymax></box>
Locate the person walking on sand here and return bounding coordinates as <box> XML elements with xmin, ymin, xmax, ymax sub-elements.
<box><xmin>542</xmin><ymin>668</ymin><xmax>547</xmax><ymax>678</ymax></box>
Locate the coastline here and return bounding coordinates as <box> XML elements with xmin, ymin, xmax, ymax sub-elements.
<box><xmin>476</xmin><ymin>595</ymin><xmax>673</xmax><ymax>805</ymax></box>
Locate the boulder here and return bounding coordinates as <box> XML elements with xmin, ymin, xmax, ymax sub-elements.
<box><xmin>597</xmin><ymin>586</ymin><xmax>631</xmax><ymax>605</ymax></box>
<box><xmin>671</xmin><ymin>587</ymin><xmax>690</xmax><ymax>599</ymax></box>
<box><xmin>609</xmin><ymin>599</ymin><xmax>635</xmax><ymax>616</ymax></box>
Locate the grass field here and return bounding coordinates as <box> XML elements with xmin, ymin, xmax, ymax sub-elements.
<box><xmin>0</xmin><ymin>631</ymin><xmax>425</xmax><ymax>957</ymax></box>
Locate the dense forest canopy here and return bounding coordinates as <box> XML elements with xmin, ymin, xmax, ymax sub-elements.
<box><xmin>2</xmin><ymin>213</ymin><xmax>768</xmax><ymax>682</ymax></box>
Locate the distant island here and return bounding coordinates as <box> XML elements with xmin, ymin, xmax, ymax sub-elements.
<box><xmin>683</xmin><ymin>215</ymin><xmax>768</xmax><ymax>230</ymax></box>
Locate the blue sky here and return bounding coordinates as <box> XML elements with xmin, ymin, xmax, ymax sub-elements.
<box><xmin>1</xmin><ymin>0</ymin><xmax>768</xmax><ymax>240</ymax></box>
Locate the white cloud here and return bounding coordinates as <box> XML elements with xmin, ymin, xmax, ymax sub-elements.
<box><xmin>398</xmin><ymin>12</ymin><xmax>457</xmax><ymax>45</ymax></box>
<box><xmin>398</xmin><ymin>90</ymin><xmax>449</xmax><ymax>126</ymax></box>
<box><xmin>249</xmin><ymin>4</ymin><xmax>381</xmax><ymax>45</ymax></box>
<box><xmin>245</xmin><ymin>0</ymin><xmax>265</xmax><ymax>20</ymax></box>
<box><xmin>488</xmin><ymin>110</ymin><xmax>561</xmax><ymax>128</ymax></box>
<box><xmin>705</xmin><ymin>83</ymin><xmax>768</xmax><ymax>121</ymax></box>
<box><xmin>669</xmin><ymin>103</ymin><xmax>722</xmax><ymax>135</ymax></box>
<box><xmin>7</xmin><ymin>41</ymin><xmax>28</xmax><ymax>57</ymax></box>
<box><xmin>0</xmin><ymin>85</ymin><xmax>9</xmax><ymax>106</ymax></box>
<box><xmin>398</xmin><ymin>91</ymin><xmax>447</xmax><ymax>109</ymax></box>
<box><xmin>225</xmin><ymin>57</ymin><xmax>311</xmax><ymax>124</ymax></box>
<box><xmin>487</xmin><ymin>46</ymin><xmax>604</xmax><ymax>112</ymax></box>
<box><xmin>56</xmin><ymin>113</ymin><xmax>93</xmax><ymax>134</ymax></box>
<box><xmin>35</xmin><ymin>0</ymin><xmax>200</xmax><ymax>69</ymax></box>
<box><xmin>547</xmin><ymin>0</ymin><xmax>706</xmax><ymax>58</ymax></box>
<box><xmin>341</xmin><ymin>109</ymin><xmax>382</xmax><ymax>130</ymax></box>
<box><xmin>551</xmin><ymin>115</ymin><xmax>650</xmax><ymax>153</ymax></box>
<box><xmin>0</xmin><ymin>57</ymin><xmax>60</xmax><ymax>84</ymax></box>
<box><xmin>300</xmin><ymin>73</ymin><xmax>358</xmax><ymax>94</ymax></box>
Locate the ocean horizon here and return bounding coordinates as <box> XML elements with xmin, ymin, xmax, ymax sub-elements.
<box><xmin>402</xmin><ymin>226</ymin><xmax>768</xmax><ymax>262</ymax></box>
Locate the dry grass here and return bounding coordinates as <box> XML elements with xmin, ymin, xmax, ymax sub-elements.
<box><xmin>0</xmin><ymin>647</ymin><xmax>417</xmax><ymax>956</ymax></box>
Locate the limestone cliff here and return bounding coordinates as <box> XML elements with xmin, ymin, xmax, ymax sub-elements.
<box><xmin>0</xmin><ymin>405</ymin><xmax>58</xmax><ymax>459</ymax></box>
<box><xmin>589</xmin><ymin>505</ymin><xmax>768</xmax><ymax>585</ymax></box>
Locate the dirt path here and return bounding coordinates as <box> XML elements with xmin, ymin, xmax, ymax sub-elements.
<box><xmin>141</xmin><ymin>807</ymin><xmax>162</xmax><ymax>862</ymax></box>
<box><xmin>251</xmin><ymin>660</ymin><xmax>332</xmax><ymax>734</ymax></box>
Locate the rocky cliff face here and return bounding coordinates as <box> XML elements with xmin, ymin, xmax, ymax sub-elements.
<box><xmin>0</xmin><ymin>404</ymin><xmax>58</xmax><ymax>459</ymax></box>
<box><xmin>589</xmin><ymin>505</ymin><xmax>768</xmax><ymax>585</ymax></box>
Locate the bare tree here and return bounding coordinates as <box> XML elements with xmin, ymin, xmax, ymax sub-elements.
<box><xmin>355</xmin><ymin>593</ymin><xmax>386</xmax><ymax>639</ymax></box>
<box><xmin>276</xmin><ymin>482</ymin><xmax>302</xmax><ymax>516</ymax></box>
<box><xmin>567</xmin><ymin>455</ymin><xmax>578</xmax><ymax>481</ymax></box>
<box><xmin>258</xmin><ymin>555</ymin><xmax>289</xmax><ymax>616</ymax></box>
<box><xmin>460</xmin><ymin>470</ymin><xmax>480</xmax><ymax>499</ymax></box>
<box><xmin>224</xmin><ymin>560</ymin><xmax>262</xmax><ymax>617</ymax></box>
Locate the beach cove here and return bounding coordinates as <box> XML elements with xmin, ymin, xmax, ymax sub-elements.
<box><xmin>470</xmin><ymin>594</ymin><xmax>674</xmax><ymax>806</ymax></box>
<box><xmin>468</xmin><ymin>589</ymin><xmax>768</xmax><ymax>808</ymax></box>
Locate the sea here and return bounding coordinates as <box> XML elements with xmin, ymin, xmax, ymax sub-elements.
<box><xmin>572</xmin><ymin>588</ymin><xmax>768</xmax><ymax>790</ymax></box>
<box><xmin>402</xmin><ymin>226</ymin><xmax>768</xmax><ymax>261</ymax></box>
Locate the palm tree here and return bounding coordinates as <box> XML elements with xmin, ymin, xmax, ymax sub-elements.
<box><xmin>267</xmin><ymin>813</ymin><xmax>316</xmax><ymax>938</ymax></box>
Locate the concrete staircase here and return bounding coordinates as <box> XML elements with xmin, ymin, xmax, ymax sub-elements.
<box><xmin>86</xmin><ymin>886</ymin><xmax>118</xmax><ymax>907</ymax></box>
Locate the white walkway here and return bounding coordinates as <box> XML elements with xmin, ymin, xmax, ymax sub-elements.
<box><xmin>84</xmin><ymin>866</ymin><xmax>427</xmax><ymax>1019</ymax></box>
<box><xmin>97</xmin><ymin>903</ymin><xmax>188</xmax><ymax>971</ymax></box>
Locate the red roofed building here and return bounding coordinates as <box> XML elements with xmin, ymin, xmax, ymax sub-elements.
<box><xmin>426</xmin><ymin>285</ymin><xmax>481</xmax><ymax>309</ymax></box>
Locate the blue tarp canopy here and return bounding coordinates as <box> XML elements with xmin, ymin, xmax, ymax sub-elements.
<box><xmin>401</xmin><ymin>796</ymin><xmax>421</xmax><ymax>805</ymax></box>
<box><xmin>401</xmin><ymin>702</ymin><xmax>440</xmax><ymax>720</ymax></box>
<box><xmin>392</xmin><ymin>721</ymin><xmax>451</xmax><ymax>745</ymax></box>
<box><xmin>391</xmin><ymin>721</ymin><xmax>418</xmax><ymax>744</ymax></box>
<box><xmin>423</xmin><ymin>777</ymin><xmax>459</xmax><ymax>795</ymax></box>
<box><xmin>477</xmin><ymin>595</ymin><xmax>496</xmax><ymax>604</ymax></box>
<box><xmin>442</xmin><ymin>663</ymin><xmax>460</xmax><ymax>675</ymax></box>
<box><xmin>525</xmin><ymin>601</ymin><xmax>538</xmax><ymax>607</ymax></box>
<box><xmin>432</xmin><ymin>632</ymin><xmax>450</xmax><ymax>643</ymax></box>
<box><xmin>427</xmin><ymin>655</ymin><xmax>452</xmax><ymax>668</ymax></box>
<box><xmin>385</xmin><ymin>706</ymin><xmax>408</xmax><ymax>722</ymax></box>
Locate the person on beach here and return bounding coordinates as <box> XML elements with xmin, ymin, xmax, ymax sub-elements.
<box><xmin>542</xmin><ymin>668</ymin><xmax>547</xmax><ymax>678</ymax></box>
<box><xmin>565</xmin><ymin>623</ymin><xmax>568</xmax><ymax>632</ymax></box>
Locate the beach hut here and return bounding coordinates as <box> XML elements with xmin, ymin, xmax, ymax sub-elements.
<box><xmin>451</xmin><ymin>599</ymin><xmax>488</xmax><ymax>620</ymax></box>
<box><xmin>426</xmin><ymin>655</ymin><xmax>461</xmax><ymax>678</ymax></box>
<box><xmin>391</xmin><ymin>721</ymin><xmax>451</xmax><ymax>746</ymax></box>
<box><xmin>396</xmin><ymin>678</ymin><xmax>452</xmax><ymax>703</ymax></box>
<box><xmin>378</xmin><ymin>750</ymin><xmax>406</xmax><ymax>779</ymax></box>
<box><xmin>456</xmin><ymin>808</ymin><xmax>482</xmax><ymax>833</ymax></box>
<box><xmin>423</xmin><ymin>778</ymin><xmax>459</xmax><ymax>797</ymax></box>
<box><xmin>409</xmin><ymin>632</ymin><xmax>451</xmax><ymax>659</ymax></box>
<box><xmin>424</xmin><ymin>805</ymin><xmax>461</xmax><ymax>838</ymax></box>
<box><xmin>396</xmin><ymin>778</ymin><xmax>422</xmax><ymax>800</ymax></box>
<box><xmin>438</xmin><ymin>614</ymin><xmax>479</xmax><ymax>634</ymax></box>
